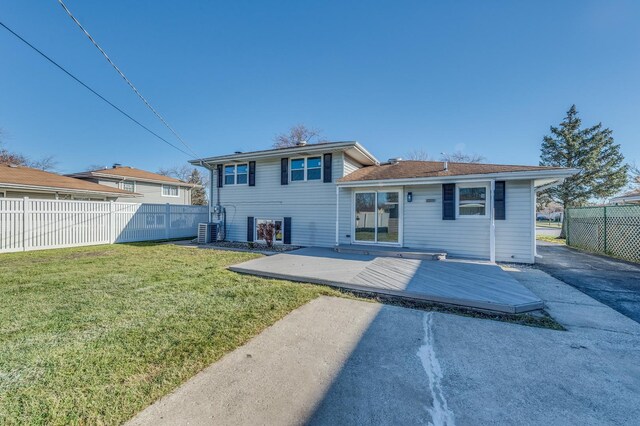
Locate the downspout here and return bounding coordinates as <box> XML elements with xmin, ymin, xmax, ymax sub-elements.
<box><xmin>335</xmin><ymin>185</ymin><xmax>340</xmax><ymax>246</ymax></box>
<box><xmin>489</xmin><ymin>179</ymin><xmax>496</xmax><ymax>263</ymax></box>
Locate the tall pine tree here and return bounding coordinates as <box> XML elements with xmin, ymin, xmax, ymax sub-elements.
<box><xmin>540</xmin><ymin>105</ymin><xmax>628</xmax><ymax>235</ymax></box>
<box><xmin>188</xmin><ymin>168</ymin><xmax>207</xmax><ymax>205</ymax></box>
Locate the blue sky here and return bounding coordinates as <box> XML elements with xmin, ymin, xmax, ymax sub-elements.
<box><xmin>1</xmin><ymin>1</ymin><xmax>639</xmax><ymax>174</ymax></box>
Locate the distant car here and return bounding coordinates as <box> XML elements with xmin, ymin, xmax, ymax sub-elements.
<box><xmin>537</xmin><ymin>215</ymin><xmax>550</xmax><ymax>221</ymax></box>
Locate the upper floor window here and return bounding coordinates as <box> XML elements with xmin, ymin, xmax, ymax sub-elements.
<box><xmin>224</xmin><ymin>163</ymin><xmax>248</xmax><ymax>185</ymax></box>
<box><xmin>457</xmin><ymin>184</ymin><xmax>488</xmax><ymax>217</ymax></box>
<box><xmin>290</xmin><ymin>156</ymin><xmax>322</xmax><ymax>182</ymax></box>
<box><xmin>162</xmin><ymin>184</ymin><xmax>179</xmax><ymax>197</ymax></box>
<box><xmin>120</xmin><ymin>180</ymin><xmax>135</xmax><ymax>192</ymax></box>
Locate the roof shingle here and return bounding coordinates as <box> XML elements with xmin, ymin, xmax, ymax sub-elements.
<box><xmin>0</xmin><ymin>164</ymin><xmax>138</xmax><ymax>196</ymax></box>
<box><xmin>338</xmin><ymin>160</ymin><xmax>566</xmax><ymax>182</ymax></box>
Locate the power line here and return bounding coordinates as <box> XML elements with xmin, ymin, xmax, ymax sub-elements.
<box><xmin>0</xmin><ymin>20</ymin><xmax>194</xmax><ymax>158</ymax></box>
<box><xmin>57</xmin><ymin>0</ymin><xmax>200</xmax><ymax>159</ymax></box>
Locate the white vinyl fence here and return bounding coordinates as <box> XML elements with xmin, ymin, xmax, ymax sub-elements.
<box><xmin>0</xmin><ymin>197</ymin><xmax>209</xmax><ymax>253</ymax></box>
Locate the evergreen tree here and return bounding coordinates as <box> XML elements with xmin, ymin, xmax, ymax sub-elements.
<box><xmin>188</xmin><ymin>168</ymin><xmax>207</xmax><ymax>205</ymax></box>
<box><xmin>540</xmin><ymin>105</ymin><xmax>628</xmax><ymax>235</ymax></box>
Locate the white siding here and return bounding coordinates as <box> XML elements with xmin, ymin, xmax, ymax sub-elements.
<box><xmin>338</xmin><ymin>180</ymin><xmax>535</xmax><ymax>262</ymax></box>
<box><xmin>343</xmin><ymin>154</ymin><xmax>362</xmax><ymax>176</ymax></box>
<box><xmin>403</xmin><ymin>184</ymin><xmax>490</xmax><ymax>259</ymax></box>
<box><xmin>495</xmin><ymin>180</ymin><xmax>535</xmax><ymax>263</ymax></box>
<box><xmin>96</xmin><ymin>179</ymin><xmax>192</xmax><ymax>204</ymax></box>
<box><xmin>216</xmin><ymin>152</ymin><xmax>344</xmax><ymax>247</ymax></box>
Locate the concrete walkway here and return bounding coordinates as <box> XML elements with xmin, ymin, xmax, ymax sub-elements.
<box><xmin>128</xmin><ymin>268</ymin><xmax>640</xmax><ymax>426</ymax></box>
<box><xmin>229</xmin><ymin>247</ymin><xmax>543</xmax><ymax>313</ymax></box>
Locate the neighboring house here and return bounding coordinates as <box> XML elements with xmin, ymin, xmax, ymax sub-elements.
<box><xmin>191</xmin><ymin>141</ymin><xmax>577</xmax><ymax>263</ymax></box>
<box><xmin>609</xmin><ymin>189</ymin><xmax>640</xmax><ymax>205</ymax></box>
<box><xmin>0</xmin><ymin>163</ymin><xmax>139</xmax><ymax>200</ymax></box>
<box><xmin>68</xmin><ymin>165</ymin><xmax>197</xmax><ymax>204</ymax></box>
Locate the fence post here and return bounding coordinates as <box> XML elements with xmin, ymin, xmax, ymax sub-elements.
<box><xmin>109</xmin><ymin>201</ymin><xmax>115</xmax><ymax>244</ymax></box>
<box><xmin>22</xmin><ymin>197</ymin><xmax>30</xmax><ymax>251</ymax></box>
<box><xmin>165</xmin><ymin>203</ymin><xmax>171</xmax><ymax>240</ymax></box>
<box><xmin>565</xmin><ymin>208</ymin><xmax>570</xmax><ymax>246</ymax></box>
<box><xmin>603</xmin><ymin>206</ymin><xmax>607</xmax><ymax>254</ymax></box>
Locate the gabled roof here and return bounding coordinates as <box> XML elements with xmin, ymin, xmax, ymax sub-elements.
<box><xmin>338</xmin><ymin>160</ymin><xmax>575</xmax><ymax>183</ymax></box>
<box><xmin>189</xmin><ymin>141</ymin><xmax>379</xmax><ymax>167</ymax></box>
<box><xmin>0</xmin><ymin>164</ymin><xmax>139</xmax><ymax>197</ymax></box>
<box><xmin>68</xmin><ymin>166</ymin><xmax>196</xmax><ymax>187</ymax></box>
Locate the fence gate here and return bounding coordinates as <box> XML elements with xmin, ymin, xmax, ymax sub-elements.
<box><xmin>566</xmin><ymin>205</ymin><xmax>640</xmax><ymax>263</ymax></box>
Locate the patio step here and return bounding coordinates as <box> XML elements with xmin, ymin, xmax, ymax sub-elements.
<box><xmin>334</xmin><ymin>245</ymin><xmax>447</xmax><ymax>261</ymax></box>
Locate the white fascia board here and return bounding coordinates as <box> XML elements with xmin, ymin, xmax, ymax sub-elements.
<box><xmin>85</xmin><ymin>173</ymin><xmax>194</xmax><ymax>188</ymax></box>
<box><xmin>191</xmin><ymin>141</ymin><xmax>378</xmax><ymax>166</ymax></box>
<box><xmin>336</xmin><ymin>168</ymin><xmax>580</xmax><ymax>188</ymax></box>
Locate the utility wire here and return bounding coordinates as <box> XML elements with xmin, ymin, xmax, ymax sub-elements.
<box><xmin>0</xmin><ymin>20</ymin><xmax>193</xmax><ymax>158</ymax></box>
<box><xmin>57</xmin><ymin>0</ymin><xmax>200</xmax><ymax>159</ymax></box>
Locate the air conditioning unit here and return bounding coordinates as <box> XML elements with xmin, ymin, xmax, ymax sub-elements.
<box><xmin>197</xmin><ymin>222</ymin><xmax>219</xmax><ymax>244</ymax></box>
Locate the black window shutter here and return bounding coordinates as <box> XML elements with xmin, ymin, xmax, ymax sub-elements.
<box><xmin>283</xmin><ymin>217</ymin><xmax>292</xmax><ymax>244</ymax></box>
<box><xmin>281</xmin><ymin>158</ymin><xmax>288</xmax><ymax>185</ymax></box>
<box><xmin>323</xmin><ymin>153</ymin><xmax>332</xmax><ymax>183</ymax></box>
<box><xmin>216</xmin><ymin>164</ymin><xmax>223</xmax><ymax>188</ymax></box>
<box><xmin>442</xmin><ymin>183</ymin><xmax>456</xmax><ymax>220</ymax></box>
<box><xmin>495</xmin><ymin>181</ymin><xmax>506</xmax><ymax>220</ymax></box>
<box><xmin>248</xmin><ymin>161</ymin><xmax>256</xmax><ymax>186</ymax></box>
<box><xmin>247</xmin><ymin>217</ymin><xmax>254</xmax><ymax>242</ymax></box>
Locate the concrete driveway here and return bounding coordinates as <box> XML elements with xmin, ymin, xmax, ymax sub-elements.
<box><xmin>536</xmin><ymin>241</ymin><xmax>640</xmax><ymax>323</ymax></box>
<box><xmin>129</xmin><ymin>266</ymin><xmax>640</xmax><ymax>426</ymax></box>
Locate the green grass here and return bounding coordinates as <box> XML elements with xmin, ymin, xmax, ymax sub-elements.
<box><xmin>536</xmin><ymin>234</ymin><xmax>566</xmax><ymax>244</ymax></box>
<box><xmin>0</xmin><ymin>243</ymin><xmax>341</xmax><ymax>425</ymax></box>
<box><xmin>536</xmin><ymin>221</ymin><xmax>562</xmax><ymax>228</ymax></box>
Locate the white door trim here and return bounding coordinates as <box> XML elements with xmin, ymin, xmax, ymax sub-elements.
<box><xmin>351</xmin><ymin>188</ymin><xmax>403</xmax><ymax>246</ymax></box>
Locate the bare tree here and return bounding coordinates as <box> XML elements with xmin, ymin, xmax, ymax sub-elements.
<box><xmin>28</xmin><ymin>155</ymin><xmax>58</xmax><ymax>172</ymax></box>
<box><xmin>273</xmin><ymin>124</ymin><xmax>328</xmax><ymax>148</ymax></box>
<box><xmin>158</xmin><ymin>164</ymin><xmax>194</xmax><ymax>182</ymax></box>
<box><xmin>440</xmin><ymin>150</ymin><xmax>486</xmax><ymax>163</ymax></box>
<box><xmin>405</xmin><ymin>149</ymin><xmax>433</xmax><ymax>161</ymax></box>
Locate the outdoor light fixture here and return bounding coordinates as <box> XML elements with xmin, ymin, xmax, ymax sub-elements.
<box><xmin>407</xmin><ymin>192</ymin><xmax>413</xmax><ymax>202</ymax></box>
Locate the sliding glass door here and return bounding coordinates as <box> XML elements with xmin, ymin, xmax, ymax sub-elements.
<box><xmin>354</xmin><ymin>190</ymin><xmax>400</xmax><ymax>244</ymax></box>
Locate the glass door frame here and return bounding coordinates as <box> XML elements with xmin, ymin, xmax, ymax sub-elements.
<box><xmin>352</xmin><ymin>188</ymin><xmax>403</xmax><ymax>246</ymax></box>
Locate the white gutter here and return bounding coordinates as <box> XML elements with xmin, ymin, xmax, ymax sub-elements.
<box><xmin>337</xmin><ymin>168</ymin><xmax>580</xmax><ymax>188</ymax></box>
<box><xmin>72</xmin><ymin>172</ymin><xmax>196</xmax><ymax>188</ymax></box>
<box><xmin>335</xmin><ymin>186</ymin><xmax>340</xmax><ymax>246</ymax></box>
<box><xmin>190</xmin><ymin>141</ymin><xmax>379</xmax><ymax>166</ymax></box>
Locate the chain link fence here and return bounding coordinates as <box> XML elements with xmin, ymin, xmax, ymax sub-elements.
<box><xmin>566</xmin><ymin>205</ymin><xmax>640</xmax><ymax>263</ymax></box>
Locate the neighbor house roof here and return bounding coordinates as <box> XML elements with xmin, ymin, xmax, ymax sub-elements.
<box><xmin>609</xmin><ymin>188</ymin><xmax>640</xmax><ymax>204</ymax></box>
<box><xmin>189</xmin><ymin>141</ymin><xmax>379</xmax><ymax>167</ymax></box>
<box><xmin>0</xmin><ymin>164</ymin><xmax>139</xmax><ymax>197</ymax></box>
<box><xmin>67</xmin><ymin>166</ymin><xmax>196</xmax><ymax>187</ymax></box>
<box><xmin>338</xmin><ymin>160</ymin><xmax>575</xmax><ymax>184</ymax></box>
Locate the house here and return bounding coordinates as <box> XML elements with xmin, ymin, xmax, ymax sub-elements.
<box><xmin>0</xmin><ymin>163</ymin><xmax>139</xmax><ymax>200</ymax></box>
<box><xmin>609</xmin><ymin>189</ymin><xmax>640</xmax><ymax>205</ymax></box>
<box><xmin>191</xmin><ymin>141</ymin><xmax>577</xmax><ymax>263</ymax></box>
<box><xmin>68</xmin><ymin>164</ymin><xmax>197</xmax><ymax>204</ymax></box>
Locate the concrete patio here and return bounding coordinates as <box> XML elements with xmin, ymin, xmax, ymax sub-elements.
<box><xmin>228</xmin><ymin>247</ymin><xmax>544</xmax><ymax>313</ymax></box>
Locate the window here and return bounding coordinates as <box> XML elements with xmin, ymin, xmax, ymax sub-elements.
<box><xmin>224</xmin><ymin>163</ymin><xmax>248</xmax><ymax>185</ymax></box>
<box><xmin>162</xmin><ymin>184</ymin><xmax>179</xmax><ymax>197</ymax></box>
<box><xmin>0</xmin><ymin>191</ymin><xmax>5</xmax><ymax>198</ymax></box>
<box><xmin>120</xmin><ymin>180</ymin><xmax>135</xmax><ymax>192</ymax></box>
<box><xmin>255</xmin><ymin>219</ymin><xmax>283</xmax><ymax>243</ymax></box>
<box><xmin>290</xmin><ymin>156</ymin><xmax>322</xmax><ymax>182</ymax></box>
<box><xmin>458</xmin><ymin>185</ymin><xmax>488</xmax><ymax>217</ymax></box>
